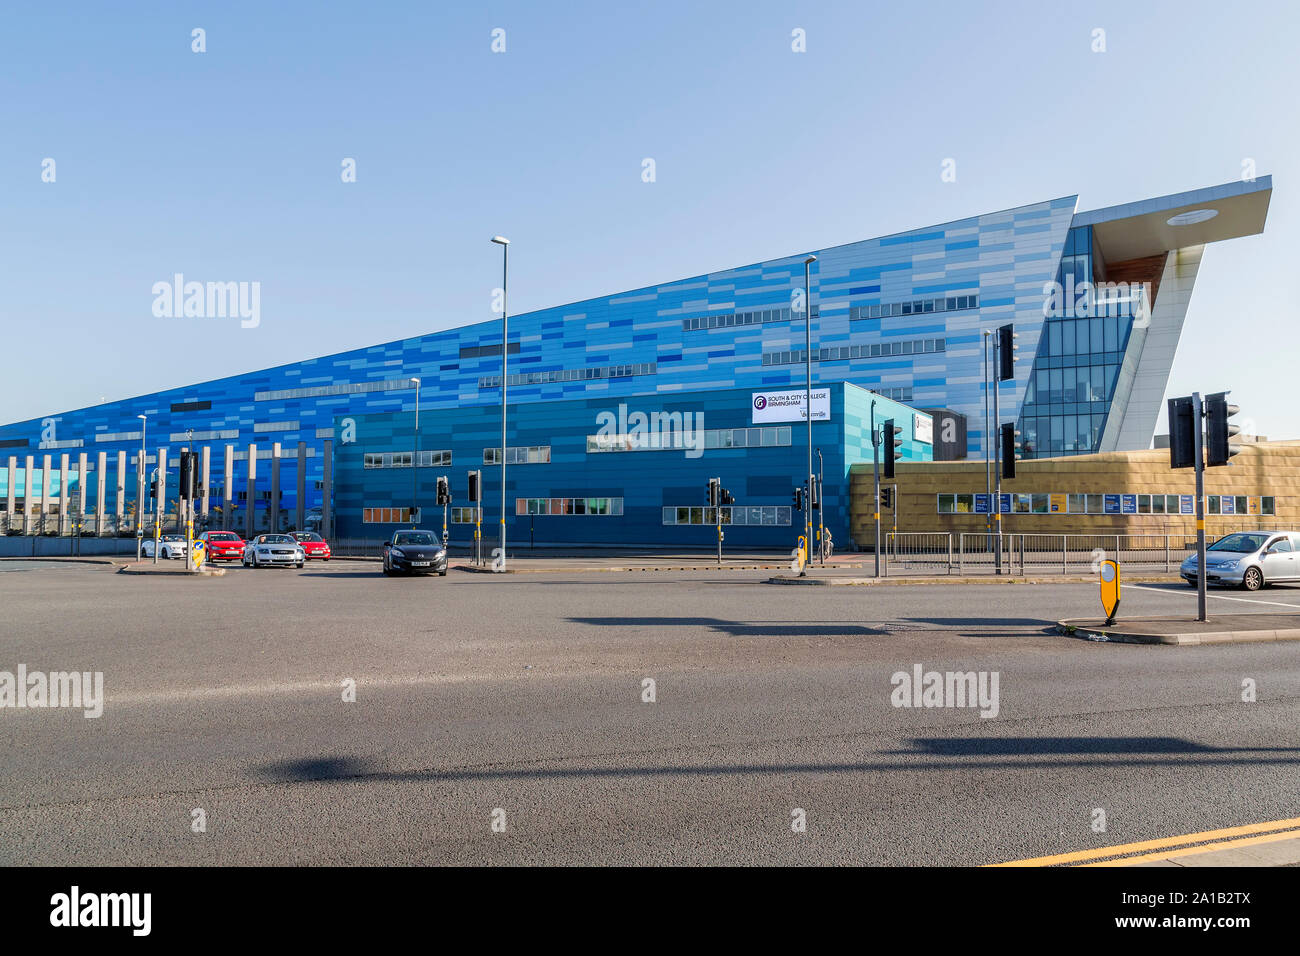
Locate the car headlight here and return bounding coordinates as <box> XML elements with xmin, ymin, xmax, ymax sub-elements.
<box><xmin>391</xmin><ymin>548</ymin><xmax>404</xmax><ymax>558</ymax></box>
<box><xmin>1221</xmin><ymin>559</ymin><xmax>1240</xmax><ymax>570</ymax></box>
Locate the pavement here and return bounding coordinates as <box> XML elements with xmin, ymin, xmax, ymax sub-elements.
<box><xmin>2</xmin><ymin>565</ymin><xmax>1298</xmax><ymax>865</ymax></box>
<box><xmin>1060</xmin><ymin>613</ymin><xmax>1300</xmax><ymax>645</ymax></box>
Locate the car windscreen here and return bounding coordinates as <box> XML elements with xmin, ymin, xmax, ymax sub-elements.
<box><xmin>208</xmin><ymin>533</ymin><xmax>238</xmax><ymax>541</ymax></box>
<box><xmin>294</xmin><ymin>533</ymin><xmax>323</xmax><ymax>542</ymax></box>
<box><xmin>394</xmin><ymin>532</ymin><xmax>436</xmax><ymax>546</ymax></box>
<box><xmin>1209</xmin><ymin>533</ymin><xmax>1268</xmax><ymax>553</ymax></box>
<box><xmin>259</xmin><ymin>535</ymin><xmax>294</xmax><ymax>544</ymax></box>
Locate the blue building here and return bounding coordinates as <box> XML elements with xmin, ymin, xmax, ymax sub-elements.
<box><xmin>0</xmin><ymin>178</ymin><xmax>1272</xmax><ymax>546</ymax></box>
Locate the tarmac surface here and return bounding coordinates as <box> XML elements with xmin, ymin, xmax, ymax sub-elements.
<box><xmin>2</xmin><ymin>560</ymin><xmax>1298</xmax><ymax>865</ymax></box>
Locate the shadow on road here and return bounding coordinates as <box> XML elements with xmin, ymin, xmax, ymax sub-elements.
<box><xmin>255</xmin><ymin>735</ymin><xmax>1300</xmax><ymax>787</ymax></box>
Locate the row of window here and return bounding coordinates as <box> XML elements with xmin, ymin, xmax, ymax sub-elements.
<box><xmin>363</xmin><ymin>450</ymin><xmax>453</xmax><ymax>469</ymax></box>
<box><xmin>362</xmin><ymin>507</ymin><xmax>414</xmax><ymax>523</ymax></box>
<box><xmin>849</xmin><ymin>294</ymin><xmax>978</xmax><ymax>321</ymax></box>
<box><xmin>254</xmin><ymin>420</ymin><xmax>299</xmax><ymax>433</ymax></box>
<box><xmin>485</xmin><ymin>445</ymin><xmax>552</xmax><ymax>465</ymax></box>
<box><xmin>763</xmin><ymin>338</ymin><xmax>945</xmax><ymax>367</ymax></box>
<box><xmin>460</xmin><ymin>343</ymin><xmax>520</xmax><ymax>359</ymax></box>
<box><xmin>255</xmin><ymin>378</ymin><xmax>413</xmax><ymax>402</ymax></box>
<box><xmin>515</xmin><ymin>497</ymin><xmax>623</xmax><ymax>516</ymax></box>
<box><xmin>662</xmin><ymin>506</ymin><xmax>793</xmax><ymax>526</ymax></box>
<box><xmin>169</xmin><ymin>429</ymin><xmax>239</xmax><ymax>442</ymax></box>
<box><xmin>682</xmin><ymin>307</ymin><xmax>798</xmax><ymax>331</ymax></box>
<box><xmin>936</xmin><ymin>493</ymin><xmax>1277</xmax><ymax>516</ymax></box>
<box><xmin>1019</xmin><ymin>413</ymin><xmax>1108</xmax><ymax>458</ymax></box>
<box><xmin>586</xmin><ymin>426</ymin><xmax>792</xmax><ymax>454</ymax></box>
<box><xmin>1041</xmin><ymin>316</ymin><xmax>1131</xmax><ymax>358</ymax></box>
<box><xmin>478</xmin><ymin>363</ymin><xmax>656</xmax><ymax>389</ymax></box>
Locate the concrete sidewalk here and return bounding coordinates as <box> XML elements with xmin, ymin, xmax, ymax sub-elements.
<box><xmin>1059</xmin><ymin>613</ymin><xmax>1300</xmax><ymax>645</ymax></box>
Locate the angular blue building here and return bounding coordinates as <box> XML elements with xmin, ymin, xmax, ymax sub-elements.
<box><xmin>0</xmin><ymin>178</ymin><xmax>1272</xmax><ymax>548</ymax></box>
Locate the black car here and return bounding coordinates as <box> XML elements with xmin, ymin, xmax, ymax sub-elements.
<box><xmin>381</xmin><ymin>529</ymin><xmax>449</xmax><ymax>576</ymax></box>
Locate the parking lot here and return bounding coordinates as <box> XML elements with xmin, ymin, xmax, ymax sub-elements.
<box><xmin>2</xmin><ymin>562</ymin><xmax>1299</xmax><ymax>865</ymax></box>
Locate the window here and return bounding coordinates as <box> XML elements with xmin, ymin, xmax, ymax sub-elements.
<box><xmin>1167</xmin><ymin>495</ymin><xmax>1181</xmax><ymax>514</ymax></box>
<box><xmin>1262</xmin><ymin>496</ymin><xmax>1276</xmax><ymax>516</ymax></box>
<box><xmin>479</xmin><ymin>363</ymin><xmax>656</xmax><ymax>389</ymax></box>
<box><xmin>1086</xmin><ymin>494</ymin><xmax>1103</xmax><ymax>514</ymax></box>
<box><xmin>1234</xmin><ymin>495</ymin><xmax>1248</xmax><ymax>515</ymax></box>
<box><xmin>1207</xmin><ymin>495</ymin><xmax>1220</xmax><ymax>514</ymax></box>
<box><xmin>937</xmin><ymin>494</ymin><xmax>955</xmax><ymax>514</ymax></box>
<box><xmin>517</xmin><ymin>497</ymin><xmax>623</xmax><ymax>516</ymax></box>
<box><xmin>450</xmin><ymin>507</ymin><xmax>479</xmax><ymax>524</ymax></box>
<box><xmin>485</xmin><ymin>445</ymin><xmax>551</xmax><ymax>465</ymax></box>
<box><xmin>256</xmin><ymin>378</ymin><xmax>414</xmax><ymax>402</ymax></box>
<box><xmin>663</xmin><ymin>504</ymin><xmax>790</xmax><ymax>525</ymax></box>
<box><xmin>1032</xmin><ymin>494</ymin><xmax>1050</xmax><ymax>514</ymax></box>
<box><xmin>1138</xmin><ymin>494</ymin><xmax>1152</xmax><ymax>514</ymax></box>
<box><xmin>955</xmin><ymin>494</ymin><xmax>974</xmax><ymax>514</ymax></box>
<box><xmin>1014</xmin><ymin>494</ymin><xmax>1031</xmax><ymax>514</ymax></box>
<box><xmin>1067</xmin><ymin>494</ymin><xmax>1086</xmax><ymax>514</ymax></box>
<box><xmin>365</xmin><ymin>450</ymin><xmax>451</xmax><ymax>469</ymax></box>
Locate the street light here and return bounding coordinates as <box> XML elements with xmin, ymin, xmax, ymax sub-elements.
<box><xmin>492</xmin><ymin>236</ymin><xmax>510</xmax><ymax>572</ymax></box>
<box><xmin>801</xmin><ymin>254</ymin><xmax>817</xmax><ymax>576</ymax></box>
<box><xmin>136</xmin><ymin>415</ymin><xmax>146</xmax><ymax>561</ymax></box>
<box><xmin>410</xmin><ymin>377</ymin><xmax>420</xmax><ymax>525</ymax></box>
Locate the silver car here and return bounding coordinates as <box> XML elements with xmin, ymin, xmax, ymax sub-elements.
<box><xmin>242</xmin><ymin>533</ymin><xmax>306</xmax><ymax>569</ymax></box>
<box><xmin>1180</xmin><ymin>531</ymin><xmax>1300</xmax><ymax>591</ymax></box>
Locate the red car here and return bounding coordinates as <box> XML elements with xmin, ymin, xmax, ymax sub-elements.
<box><xmin>199</xmin><ymin>530</ymin><xmax>246</xmax><ymax>563</ymax></box>
<box><xmin>292</xmin><ymin>532</ymin><xmax>332</xmax><ymax>560</ymax></box>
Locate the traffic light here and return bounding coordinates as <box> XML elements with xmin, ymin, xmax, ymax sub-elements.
<box><xmin>881</xmin><ymin>487</ymin><xmax>892</xmax><ymax>509</ymax></box>
<box><xmin>792</xmin><ymin>487</ymin><xmax>804</xmax><ymax>511</ymax></box>
<box><xmin>1167</xmin><ymin>396</ymin><xmax>1196</xmax><ymax>469</ymax></box>
<box><xmin>997</xmin><ymin>324</ymin><xmax>1017</xmax><ymax>381</ymax></box>
<box><xmin>882</xmin><ymin>419</ymin><xmax>903</xmax><ymax>479</ymax></box>
<box><xmin>467</xmin><ymin>470</ymin><xmax>480</xmax><ymax>502</ymax></box>
<box><xmin>435</xmin><ymin>476</ymin><xmax>450</xmax><ymax>506</ymax></box>
<box><xmin>719</xmin><ymin>487</ymin><xmax>734</xmax><ymax>506</ymax></box>
<box><xmin>706</xmin><ymin>478</ymin><xmax>719</xmax><ymax>507</ymax></box>
<box><xmin>179</xmin><ymin>451</ymin><xmax>197</xmax><ymax>500</ymax></box>
<box><xmin>1001</xmin><ymin>422</ymin><xmax>1018</xmax><ymax>479</ymax></box>
<box><xmin>1204</xmin><ymin>391</ymin><xmax>1242</xmax><ymax>467</ymax></box>
<box><xmin>149</xmin><ymin>478</ymin><xmax>158</xmax><ymax>500</ymax></box>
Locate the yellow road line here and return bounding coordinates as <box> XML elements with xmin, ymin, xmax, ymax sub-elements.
<box><xmin>1083</xmin><ymin>828</ymin><xmax>1300</xmax><ymax>866</ymax></box>
<box><xmin>988</xmin><ymin>816</ymin><xmax>1300</xmax><ymax>867</ymax></box>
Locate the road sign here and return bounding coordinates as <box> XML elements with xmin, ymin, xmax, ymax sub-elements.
<box><xmin>1100</xmin><ymin>560</ymin><xmax>1121</xmax><ymax>626</ymax></box>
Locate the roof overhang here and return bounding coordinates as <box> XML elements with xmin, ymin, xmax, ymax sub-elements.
<box><xmin>1074</xmin><ymin>177</ymin><xmax>1272</xmax><ymax>261</ymax></box>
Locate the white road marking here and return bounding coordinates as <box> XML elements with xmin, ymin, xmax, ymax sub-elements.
<box><xmin>1128</xmin><ymin>583</ymin><xmax>1300</xmax><ymax>610</ymax></box>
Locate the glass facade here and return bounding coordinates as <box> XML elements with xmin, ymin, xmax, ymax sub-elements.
<box><xmin>1016</xmin><ymin>226</ymin><xmax>1146</xmax><ymax>459</ymax></box>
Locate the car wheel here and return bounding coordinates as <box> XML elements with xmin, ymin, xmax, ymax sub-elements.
<box><xmin>296</xmin><ymin>561</ymin><xmax>304</xmax><ymax>569</ymax></box>
<box><xmin>1186</xmin><ymin>578</ymin><xmax>1197</xmax><ymax>587</ymax></box>
<box><xmin>439</xmin><ymin>568</ymin><xmax>448</xmax><ymax>576</ymax></box>
<box><xmin>1242</xmin><ymin>567</ymin><xmax>1263</xmax><ymax>591</ymax></box>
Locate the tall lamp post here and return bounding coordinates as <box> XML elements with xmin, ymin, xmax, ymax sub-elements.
<box><xmin>135</xmin><ymin>414</ymin><xmax>147</xmax><ymax>561</ymax></box>
<box><xmin>491</xmin><ymin>235</ymin><xmax>510</xmax><ymax>571</ymax></box>
<box><xmin>801</xmin><ymin>255</ymin><xmax>817</xmax><ymax>576</ymax></box>
<box><xmin>410</xmin><ymin>377</ymin><xmax>420</xmax><ymax>525</ymax></box>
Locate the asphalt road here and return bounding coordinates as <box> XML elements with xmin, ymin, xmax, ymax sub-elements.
<box><xmin>1</xmin><ymin>561</ymin><xmax>1297</xmax><ymax>865</ymax></box>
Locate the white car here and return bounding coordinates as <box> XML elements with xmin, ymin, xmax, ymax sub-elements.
<box><xmin>242</xmin><ymin>533</ymin><xmax>306</xmax><ymax>569</ymax></box>
<box><xmin>142</xmin><ymin>534</ymin><xmax>188</xmax><ymax>559</ymax></box>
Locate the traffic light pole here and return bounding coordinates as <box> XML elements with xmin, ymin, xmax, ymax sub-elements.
<box><xmin>1193</xmin><ymin>391</ymin><xmax>1207</xmax><ymax>622</ymax></box>
<box><xmin>871</xmin><ymin>399</ymin><xmax>881</xmax><ymax>578</ymax></box>
<box><xmin>816</xmin><ymin>449</ymin><xmax>824</xmax><ymax>567</ymax></box>
<box><xmin>993</xmin><ymin>336</ymin><xmax>1003</xmax><ymax>576</ymax></box>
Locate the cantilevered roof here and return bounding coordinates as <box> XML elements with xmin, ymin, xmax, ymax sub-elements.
<box><xmin>1073</xmin><ymin>177</ymin><xmax>1272</xmax><ymax>261</ymax></box>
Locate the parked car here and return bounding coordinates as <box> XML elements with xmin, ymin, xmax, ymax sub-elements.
<box><xmin>242</xmin><ymin>533</ymin><xmax>306</xmax><ymax>569</ymax></box>
<box><xmin>198</xmin><ymin>530</ymin><xmax>246</xmax><ymax>563</ymax></box>
<box><xmin>1180</xmin><ymin>531</ymin><xmax>1300</xmax><ymax>591</ymax></box>
<box><xmin>142</xmin><ymin>534</ymin><xmax>188</xmax><ymax>560</ymax></box>
<box><xmin>380</xmin><ymin>529</ymin><xmax>448</xmax><ymax>576</ymax></box>
<box><xmin>291</xmin><ymin>531</ymin><xmax>331</xmax><ymax>560</ymax></box>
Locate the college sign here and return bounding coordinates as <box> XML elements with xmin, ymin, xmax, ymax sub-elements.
<box><xmin>751</xmin><ymin>389</ymin><xmax>830</xmax><ymax>424</ymax></box>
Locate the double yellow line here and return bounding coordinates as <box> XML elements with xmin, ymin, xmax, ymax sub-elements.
<box><xmin>989</xmin><ymin>816</ymin><xmax>1300</xmax><ymax>867</ymax></box>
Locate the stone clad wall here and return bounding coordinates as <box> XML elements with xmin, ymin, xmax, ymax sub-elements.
<box><xmin>850</xmin><ymin>441</ymin><xmax>1300</xmax><ymax>543</ymax></box>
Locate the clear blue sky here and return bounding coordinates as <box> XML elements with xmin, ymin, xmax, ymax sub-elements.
<box><xmin>2</xmin><ymin>0</ymin><xmax>1296</xmax><ymax>439</ymax></box>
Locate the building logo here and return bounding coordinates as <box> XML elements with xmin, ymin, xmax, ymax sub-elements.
<box><xmin>751</xmin><ymin>389</ymin><xmax>830</xmax><ymax>424</ymax></box>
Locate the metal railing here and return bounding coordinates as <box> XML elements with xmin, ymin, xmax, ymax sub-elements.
<box><xmin>882</xmin><ymin>531</ymin><xmax>1246</xmax><ymax>576</ymax></box>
